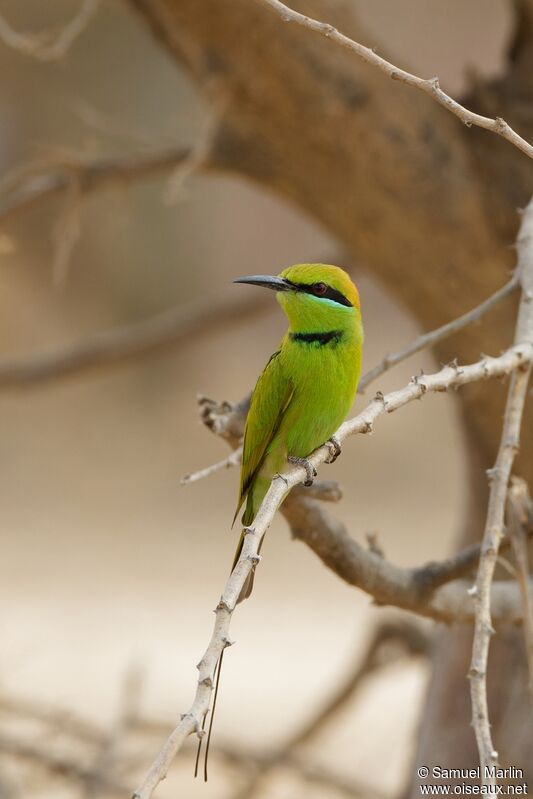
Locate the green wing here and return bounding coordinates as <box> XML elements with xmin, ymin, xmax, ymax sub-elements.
<box><xmin>233</xmin><ymin>349</ymin><xmax>293</xmax><ymax>525</ymax></box>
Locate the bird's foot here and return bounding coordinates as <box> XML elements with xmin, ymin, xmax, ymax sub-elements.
<box><xmin>288</xmin><ymin>455</ymin><xmax>317</xmax><ymax>487</ymax></box>
<box><xmin>325</xmin><ymin>435</ymin><xmax>342</xmax><ymax>464</ymax></box>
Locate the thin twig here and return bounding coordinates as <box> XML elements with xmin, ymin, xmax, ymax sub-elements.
<box><xmin>181</xmin><ymin>448</ymin><xmax>242</xmax><ymax>485</ymax></box>
<box><xmin>359</xmin><ymin>274</ymin><xmax>520</xmax><ymax>392</ymax></box>
<box><xmin>469</xmin><ymin>198</ymin><xmax>533</xmax><ymax>787</ymax></box>
<box><xmin>260</xmin><ymin>0</ymin><xmax>533</xmax><ymax>160</ymax></box>
<box><xmin>0</xmin><ymin>0</ymin><xmax>100</xmax><ymax>62</ymax></box>
<box><xmin>0</xmin><ymin>147</ymin><xmax>192</xmax><ymax>225</ymax></box>
<box><xmin>507</xmin><ymin>478</ymin><xmax>533</xmax><ymax>693</ymax></box>
<box><xmin>133</xmin><ymin>340</ymin><xmax>533</xmax><ymax>799</ymax></box>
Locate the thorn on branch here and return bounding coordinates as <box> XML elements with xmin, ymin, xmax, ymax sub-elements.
<box><xmin>410</xmin><ymin>374</ymin><xmax>428</xmax><ymax>395</ymax></box>
<box><xmin>366</xmin><ymin>532</ymin><xmax>385</xmax><ymax>558</ymax></box>
<box><xmin>486</xmin><ymin>467</ymin><xmax>500</xmax><ymax>483</ymax></box>
<box><xmin>374</xmin><ymin>390</ymin><xmax>388</xmax><ymax>410</ymax></box>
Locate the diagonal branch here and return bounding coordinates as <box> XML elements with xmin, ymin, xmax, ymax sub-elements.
<box><xmin>358</xmin><ymin>274</ymin><xmax>520</xmax><ymax>392</ymax></box>
<box><xmin>0</xmin><ymin>291</ymin><xmax>271</xmax><ymax>390</ymax></box>
<box><xmin>469</xmin><ymin>197</ymin><xmax>533</xmax><ymax>785</ymax></box>
<box><xmin>0</xmin><ymin>147</ymin><xmax>193</xmax><ymax>226</ymax></box>
<box><xmin>260</xmin><ymin>0</ymin><xmax>533</xmax><ymax>160</ymax></box>
<box><xmin>133</xmin><ymin>341</ymin><xmax>533</xmax><ymax>799</ymax></box>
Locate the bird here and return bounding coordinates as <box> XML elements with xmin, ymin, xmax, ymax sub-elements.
<box><xmin>232</xmin><ymin>263</ymin><xmax>364</xmax><ymax>600</ymax></box>
<box><xmin>196</xmin><ymin>264</ymin><xmax>363</xmax><ymax>780</ymax></box>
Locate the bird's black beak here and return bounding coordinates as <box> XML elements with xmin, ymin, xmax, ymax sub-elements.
<box><xmin>233</xmin><ymin>275</ymin><xmax>291</xmax><ymax>292</ymax></box>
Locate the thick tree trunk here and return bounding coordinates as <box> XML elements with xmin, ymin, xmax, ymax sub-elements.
<box><xmin>129</xmin><ymin>0</ymin><xmax>533</xmax><ymax>785</ymax></box>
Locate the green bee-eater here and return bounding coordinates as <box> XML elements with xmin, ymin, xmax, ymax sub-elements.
<box><xmin>196</xmin><ymin>265</ymin><xmax>363</xmax><ymax>779</ymax></box>
<box><xmin>233</xmin><ymin>263</ymin><xmax>364</xmax><ymax>599</ymax></box>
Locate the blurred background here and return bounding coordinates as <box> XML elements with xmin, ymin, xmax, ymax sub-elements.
<box><xmin>0</xmin><ymin>1</ymin><xmax>512</xmax><ymax>796</ymax></box>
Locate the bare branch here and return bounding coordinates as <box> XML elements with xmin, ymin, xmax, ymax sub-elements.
<box><xmin>359</xmin><ymin>274</ymin><xmax>520</xmax><ymax>392</ymax></box>
<box><xmin>260</xmin><ymin>0</ymin><xmax>533</xmax><ymax>160</ymax></box>
<box><xmin>0</xmin><ymin>147</ymin><xmax>193</xmax><ymax>225</ymax></box>
<box><xmin>181</xmin><ymin>448</ymin><xmax>242</xmax><ymax>486</ymax></box>
<box><xmin>469</xmin><ymin>197</ymin><xmax>533</xmax><ymax>785</ymax></box>
<box><xmin>0</xmin><ymin>1</ymin><xmax>100</xmax><ymax>62</ymax></box>
<box><xmin>282</xmin><ymin>492</ymin><xmax>531</xmax><ymax>625</ymax></box>
<box><xmin>193</xmin><ymin>384</ymin><xmax>533</xmax><ymax>600</ymax></box>
<box><xmin>507</xmin><ymin>478</ymin><xmax>533</xmax><ymax>692</ymax></box>
<box><xmin>133</xmin><ymin>341</ymin><xmax>533</xmax><ymax>799</ymax></box>
<box><xmin>0</xmin><ymin>291</ymin><xmax>271</xmax><ymax>390</ymax></box>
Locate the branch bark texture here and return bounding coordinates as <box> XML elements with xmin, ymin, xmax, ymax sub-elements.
<box><xmin>469</xmin><ymin>198</ymin><xmax>533</xmax><ymax>783</ymax></box>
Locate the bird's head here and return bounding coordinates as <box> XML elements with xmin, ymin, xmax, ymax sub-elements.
<box><xmin>234</xmin><ymin>263</ymin><xmax>360</xmax><ymax>332</ymax></box>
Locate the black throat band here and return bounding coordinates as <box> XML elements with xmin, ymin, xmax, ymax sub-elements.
<box><xmin>290</xmin><ymin>330</ymin><xmax>344</xmax><ymax>346</ymax></box>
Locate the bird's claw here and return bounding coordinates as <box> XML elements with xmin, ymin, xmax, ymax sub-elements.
<box><xmin>325</xmin><ymin>435</ymin><xmax>342</xmax><ymax>464</ymax></box>
<box><xmin>288</xmin><ymin>455</ymin><xmax>317</xmax><ymax>486</ymax></box>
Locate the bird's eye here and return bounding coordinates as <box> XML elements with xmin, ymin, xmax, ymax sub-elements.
<box><xmin>313</xmin><ymin>282</ymin><xmax>327</xmax><ymax>296</ymax></box>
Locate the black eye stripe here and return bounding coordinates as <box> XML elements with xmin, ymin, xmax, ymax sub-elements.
<box><xmin>284</xmin><ymin>280</ymin><xmax>353</xmax><ymax>307</ymax></box>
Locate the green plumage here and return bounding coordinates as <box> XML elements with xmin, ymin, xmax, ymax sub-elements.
<box><xmin>232</xmin><ymin>264</ymin><xmax>363</xmax><ymax>598</ymax></box>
